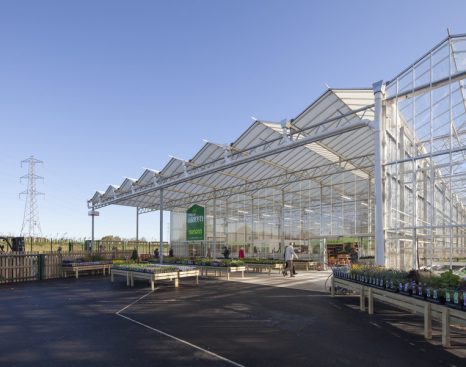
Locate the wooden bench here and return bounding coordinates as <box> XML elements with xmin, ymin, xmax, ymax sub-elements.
<box><xmin>331</xmin><ymin>277</ymin><xmax>466</xmax><ymax>348</ymax></box>
<box><xmin>198</xmin><ymin>266</ymin><xmax>246</xmax><ymax>280</ymax></box>
<box><xmin>62</xmin><ymin>263</ymin><xmax>112</xmax><ymax>279</ymax></box>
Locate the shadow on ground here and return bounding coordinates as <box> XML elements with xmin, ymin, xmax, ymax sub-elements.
<box><xmin>0</xmin><ymin>276</ymin><xmax>464</xmax><ymax>367</ymax></box>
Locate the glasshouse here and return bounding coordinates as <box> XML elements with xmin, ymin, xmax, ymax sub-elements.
<box><xmin>88</xmin><ymin>35</ymin><xmax>466</xmax><ymax>270</ymax></box>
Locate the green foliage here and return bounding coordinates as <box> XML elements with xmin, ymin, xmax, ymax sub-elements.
<box><xmin>243</xmin><ymin>258</ymin><xmax>283</xmax><ymax>265</ymax></box>
<box><xmin>83</xmin><ymin>254</ymin><xmax>104</xmax><ymax>262</ymax></box>
<box><xmin>346</xmin><ymin>265</ymin><xmax>466</xmax><ymax>299</ymax></box>
<box><xmin>419</xmin><ymin>271</ymin><xmax>440</xmax><ymax>287</ymax></box>
<box><xmin>439</xmin><ymin>270</ymin><xmax>460</xmax><ymax>288</ymax></box>
<box><xmin>224</xmin><ymin>259</ymin><xmax>245</xmax><ymax>267</ymax></box>
<box><xmin>157</xmin><ymin>257</ymin><xmax>245</xmax><ymax>267</ymax></box>
<box><xmin>343</xmin><ymin>243</ymin><xmax>353</xmax><ymax>254</ymax></box>
<box><xmin>219</xmin><ymin>259</ymin><xmax>243</xmax><ymax>267</ymax></box>
<box><xmin>112</xmin><ymin>259</ymin><xmax>135</xmax><ymax>264</ymax></box>
<box><xmin>113</xmin><ymin>263</ymin><xmax>180</xmax><ymax>273</ymax></box>
<box><xmin>131</xmin><ymin>248</ymin><xmax>138</xmax><ymax>261</ymax></box>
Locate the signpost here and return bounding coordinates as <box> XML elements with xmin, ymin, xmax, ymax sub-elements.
<box><xmin>89</xmin><ymin>209</ymin><xmax>100</xmax><ymax>251</ymax></box>
<box><xmin>187</xmin><ymin>205</ymin><xmax>205</xmax><ymax>241</ymax></box>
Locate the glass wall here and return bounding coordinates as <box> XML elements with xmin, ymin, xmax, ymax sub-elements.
<box><xmin>383</xmin><ymin>36</ymin><xmax>466</xmax><ymax>269</ymax></box>
<box><xmin>170</xmin><ymin>172</ymin><xmax>375</xmax><ymax>262</ymax></box>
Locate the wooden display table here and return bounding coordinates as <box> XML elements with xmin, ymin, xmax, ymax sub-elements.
<box><xmin>178</xmin><ymin>269</ymin><xmax>200</xmax><ymax>284</ymax></box>
<box><xmin>331</xmin><ymin>277</ymin><xmax>466</xmax><ymax>348</ymax></box>
<box><xmin>111</xmin><ymin>268</ymin><xmax>199</xmax><ymax>291</ymax></box>
<box><xmin>62</xmin><ymin>263</ymin><xmax>112</xmax><ymax>279</ymax></box>
<box><xmin>245</xmin><ymin>263</ymin><xmax>284</xmax><ymax>276</ymax></box>
<box><xmin>293</xmin><ymin>261</ymin><xmax>316</xmax><ymax>271</ymax></box>
<box><xmin>198</xmin><ymin>266</ymin><xmax>246</xmax><ymax>280</ymax></box>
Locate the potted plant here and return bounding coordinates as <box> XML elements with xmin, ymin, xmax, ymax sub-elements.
<box><xmin>436</xmin><ymin>271</ymin><xmax>461</xmax><ymax>309</ymax></box>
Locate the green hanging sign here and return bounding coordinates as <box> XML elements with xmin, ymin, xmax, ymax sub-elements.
<box><xmin>186</xmin><ymin>204</ymin><xmax>205</xmax><ymax>241</ymax></box>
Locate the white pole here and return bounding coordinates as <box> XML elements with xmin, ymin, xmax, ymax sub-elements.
<box><xmin>320</xmin><ymin>184</ymin><xmax>325</xmax><ymax>266</ymax></box>
<box><xmin>136</xmin><ymin>207</ymin><xmax>139</xmax><ymax>242</ymax></box>
<box><xmin>373</xmin><ymin>80</ymin><xmax>386</xmax><ymax>266</ymax></box>
<box><xmin>448</xmin><ymin>37</ymin><xmax>453</xmax><ymax>270</ymax></box>
<box><xmin>91</xmin><ymin>208</ymin><xmax>95</xmax><ymax>251</ymax></box>
<box><xmin>160</xmin><ymin>189</ymin><xmax>164</xmax><ymax>264</ymax></box>
<box><xmin>251</xmin><ymin>197</ymin><xmax>254</xmax><ymax>254</ymax></box>
<box><xmin>281</xmin><ymin>190</ymin><xmax>285</xmax><ymax>252</ymax></box>
<box><xmin>213</xmin><ymin>195</ymin><xmax>216</xmax><ymax>258</ymax></box>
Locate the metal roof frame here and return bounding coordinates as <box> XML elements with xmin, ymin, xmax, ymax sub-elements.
<box><xmin>89</xmin><ymin>89</ymin><xmax>376</xmax><ymax>212</ymax></box>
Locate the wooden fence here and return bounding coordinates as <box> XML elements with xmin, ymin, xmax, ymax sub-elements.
<box><xmin>0</xmin><ymin>251</ymin><xmax>133</xmax><ymax>284</ymax></box>
<box><xmin>1</xmin><ymin>237</ymin><xmax>169</xmax><ymax>254</ymax></box>
<box><xmin>0</xmin><ymin>253</ymin><xmax>38</xmax><ymax>284</ymax></box>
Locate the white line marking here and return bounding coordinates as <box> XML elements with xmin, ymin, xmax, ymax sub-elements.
<box><xmin>117</xmin><ymin>289</ymin><xmax>156</xmax><ymax>314</ymax></box>
<box><xmin>115</xmin><ymin>290</ymin><xmax>246</xmax><ymax>367</ymax></box>
<box><xmin>116</xmin><ymin>313</ymin><xmax>246</xmax><ymax>367</ymax></box>
<box><xmin>328</xmin><ymin>302</ymin><xmax>342</xmax><ymax>310</ymax></box>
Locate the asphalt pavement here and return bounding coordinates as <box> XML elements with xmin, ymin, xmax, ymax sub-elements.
<box><xmin>0</xmin><ymin>273</ymin><xmax>464</xmax><ymax>367</ymax></box>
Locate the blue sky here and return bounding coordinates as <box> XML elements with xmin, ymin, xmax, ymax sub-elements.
<box><xmin>0</xmin><ymin>0</ymin><xmax>464</xmax><ymax>240</ymax></box>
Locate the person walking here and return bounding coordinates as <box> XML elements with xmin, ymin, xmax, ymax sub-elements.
<box><xmin>282</xmin><ymin>242</ymin><xmax>298</xmax><ymax>277</ymax></box>
<box><xmin>350</xmin><ymin>246</ymin><xmax>358</xmax><ymax>265</ymax></box>
<box><xmin>238</xmin><ymin>247</ymin><xmax>245</xmax><ymax>259</ymax></box>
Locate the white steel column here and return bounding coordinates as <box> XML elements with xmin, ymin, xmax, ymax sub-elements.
<box><xmin>136</xmin><ymin>207</ymin><xmax>139</xmax><ymax>242</ymax></box>
<box><xmin>429</xmin><ymin>51</ymin><xmax>434</xmax><ymax>268</ymax></box>
<box><xmin>368</xmin><ymin>176</ymin><xmax>372</xmax><ymax>256</ymax></box>
<box><xmin>412</xmin><ymin>67</ymin><xmax>418</xmax><ymax>270</ymax></box>
<box><xmin>244</xmin><ymin>195</ymin><xmax>247</xmax><ymax>245</ymax></box>
<box><xmin>213</xmin><ymin>195</ymin><xmax>217</xmax><ymax>259</ymax></box>
<box><xmin>251</xmin><ymin>197</ymin><xmax>254</xmax><ymax>251</ymax></box>
<box><xmin>373</xmin><ymin>80</ymin><xmax>386</xmax><ymax>266</ymax></box>
<box><xmin>281</xmin><ymin>190</ymin><xmax>285</xmax><ymax>250</ymax></box>
<box><xmin>91</xmin><ymin>207</ymin><xmax>95</xmax><ymax>250</ymax></box>
<box><xmin>442</xmin><ymin>184</ymin><xmax>446</xmax><ymax>254</ymax></box>
<box><xmin>320</xmin><ymin>184</ymin><xmax>325</xmax><ymax>266</ymax></box>
<box><xmin>354</xmin><ymin>175</ymin><xmax>357</xmax><ymax>235</ymax></box>
<box><xmin>330</xmin><ymin>176</ymin><xmax>333</xmax><ymax>236</ymax></box>
<box><xmin>224</xmin><ymin>199</ymin><xmax>228</xmax><ymax>251</ymax></box>
<box><xmin>399</xmin><ymin>126</ymin><xmax>406</xmax><ymax>268</ymax></box>
<box><xmin>448</xmin><ymin>37</ymin><xmax>453</xmax><ymax>270</ymax></box>
<box><xmin>422</xmin><ymin>165</ymin><xmax>428</xmax><ymax>267</ymax></box>
<box><xmin>159</xmin><ymin>189</ymin><xmax>164</xmax><ymax>264</ymax></box>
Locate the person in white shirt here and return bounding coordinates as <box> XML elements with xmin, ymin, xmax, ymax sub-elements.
<box><xmin>282</xmin><ymin>242</ymin><xmax>298</xmax><ymax>277</ymax></box>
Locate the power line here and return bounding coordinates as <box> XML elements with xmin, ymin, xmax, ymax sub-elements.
<box><xmin>19</xmin><ymin>155</ymin><xmax>44</xmax><ymax>237</ymax></box>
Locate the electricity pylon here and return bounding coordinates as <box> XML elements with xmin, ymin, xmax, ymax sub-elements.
<box><xmin>20</xmin><ymin>156</ymin><xmax>44</xmax><ymax>237</ymax></box>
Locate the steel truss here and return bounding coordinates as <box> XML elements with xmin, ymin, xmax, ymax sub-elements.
<box><xmin>91</xmin><ymin>118</ymin><xmax>371</xmax><ymax>210</ymax></box>
<box><xmin>137</xmin><ymin>153</ymin><xmax>374</xmax><ymax>213</ymax></box>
